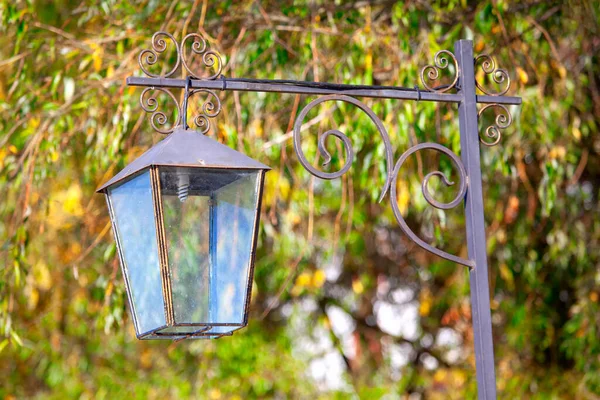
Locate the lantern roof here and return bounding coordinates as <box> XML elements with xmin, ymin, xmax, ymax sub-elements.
<box><xmin>97</xmin><ymin>128</ymin><xmax>270</xmax><ymax>192</ymax></box>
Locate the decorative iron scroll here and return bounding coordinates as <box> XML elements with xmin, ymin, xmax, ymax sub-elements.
<box><xmin>138</xmin><ymin>87</ymin><xmax>222</xmax><ymax>134</ymax></box>
<box><xmin>139</xmin><ymin>32</ymin><xmax>181</xmax><ymax>78</ymax></box>
<box><xmin>137</xmin><ymin>31</ymin><xmax>224</xmax><ymax>134</ymax></box>
<box><xmin>478</xmin><ymin>103</ymin><xmax>512</xmax><ymax>146</ymax></box>
<box><xmin>292</xmin><ymin>95</ymin><xmax>394</xmax><ymax>203</ymax></box>
<box><xmin>293</xmin><ymin>95</ymin><xmax>473</xmax><ymax>267</ymax></box>
<box><xmin>475</xmin><ymin>54</ymin><xmax>510</xmax><ymax>96</ymax></box>
<box><xmin>181</xmin><ymin>33</ymin><xmax>223</xmax><ymax>80</ymax></box>
<box><xmin>390</xmin><ymin>143</ymin><xmax>473</xmax><ymax>268</ymax></box>
<box><xmin>187</xmin><ymin>89</ymin><xmax>222</xmax><ymax>134</ymax></box>
<box><xmin>139</xmin><ymin>31</ymin><xmax>224</xmax><ymax>80</ymax></box>
<box><xmin>420</xmin><ymin>50</ymin><xmax>459</xmax><ymax>93</ymax></box>
<box><xmin>140</xmin><ymin>87</ymin><xmax>181</xmax><ymax>134</ymax></box>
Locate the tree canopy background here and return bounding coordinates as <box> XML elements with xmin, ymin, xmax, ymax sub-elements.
<box><xmin>1</xmin><ymin>0</ymin><xmax>599</xmax><ymax>398</ymax></box>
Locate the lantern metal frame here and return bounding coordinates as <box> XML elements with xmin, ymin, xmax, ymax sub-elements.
<box><xmin>98</xmin><ymin>127</ymin><xmax>269</xmax><ymax>340</ymax></box>
<box><xmin>109</xmin><ymin>29</ymin><xmax>523</xmax><ymax>399</ymax></box>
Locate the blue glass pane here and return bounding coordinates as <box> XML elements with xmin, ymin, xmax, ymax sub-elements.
<box><xmin>211</xmin><ymin>172</ymin><xmax>260</xmax><ymax>324</ymax></box>
<box><xmin>158</xmin><ymin>167</ymin><xmax>261</xmax><ymax>328</ymax></box>
<box><xmin>108</xmin><ymin>171</ymin><xmax>165</xmax><ymax>335</ymax></box>
<box><xmin>161</xmin><ymin>192</ymin><xmax>210</xmax><ymax>324</ymax></box>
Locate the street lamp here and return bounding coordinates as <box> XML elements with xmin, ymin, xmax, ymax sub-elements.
<box><xmin>97</xmin><ymin>127</ymin><xmax>270</xmax><ymax>339</ymax></box>
<box><xmin>99</xmin><ymin>29</ymin><xmax>522</xmax><ymax>398</ymax></box>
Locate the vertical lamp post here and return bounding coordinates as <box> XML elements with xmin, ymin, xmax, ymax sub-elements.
<box><xmin>99</xmin><ymin>28</ymin><xmax>521</xmax><ymax>398</ymax></box>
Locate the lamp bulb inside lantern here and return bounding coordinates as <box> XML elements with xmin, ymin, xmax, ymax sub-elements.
<box><xmin>177</xmin><ymin>173</ymin><xmax>190</xmax><ymax>203</ymax></box>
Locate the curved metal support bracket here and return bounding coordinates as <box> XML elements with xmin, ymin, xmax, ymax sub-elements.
<box><xmin>473</xmin><ymin>54</ymin><xmax>513</xmax><ymax>146</ymax></box>
<box><xmin>420</xmin><ymin>50</ymin><xmax>460</xmax><ymax>93</ymax></box>
<box><xmin>390</xmin><ymin>143</ymin><xmax>474</xmax><ymax>268</ymax></box>
<box><xmin>293</xmin><ymin>95</ymin><xmax>474</xmax><ymax>268</ymax></box>
<box><xmin>292</xmin><ymin>95</ymin><xmax>394</xmax><ymax>203</ymax></box>
<box><xmin>478</xmin><ymin>103</ymin><xmax>513</xmax><ymax>146</ymax></box>
<box><xmin>140</xmin><ymin>87</ymin><xmax>181</xmax><ymax>134</ymax></box>
<box><xmin>475</xmin><ymin>54</ymin><xmax>511</xmax><ymax>96</ymax></box>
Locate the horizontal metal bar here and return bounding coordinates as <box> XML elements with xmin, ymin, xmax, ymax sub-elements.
<box><xmin>476</xmin><ymin>94</ymin><xmax>521</xmax><ymax>105</ymax></box>
<box><xmin>127</xmin><ymin>77</ymin><xmax>522</xmax><ymax>105</ymax></box>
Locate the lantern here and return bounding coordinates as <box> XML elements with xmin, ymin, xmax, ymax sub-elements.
<box><xmin>97</xmin><ymin>128</ymin><xmax>270</xmax><ymax>340</ymax></box>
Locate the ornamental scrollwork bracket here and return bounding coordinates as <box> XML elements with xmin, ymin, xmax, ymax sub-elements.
<box><xmin>474</xmin><ymin>54</ymin><xmax>513</xmax><ymax>146</ymax></box>
<box><xmin>138</xmin><ymin>31</ymin><xmax>225</xmax><ymax>80</ymax></box>
<box><xmin>475</xmin><ymin>54</ymin><xmax>510</xmax><ymax>96</ymax></box>
<box><xmin>292</xmin><ymin>95</ymin><xmax>394</xmax><ymax>203</ymax></box>
<box><xmin>292</xmin><ymin>95</ymin><xmax>473</xmax><ymax>268</ymax></box>
<box><xmin>420</xmin><ymin>50</ymin><xmax>460</xmax><ymax>93</ymax></box>
<box><xmin>390</xmin><ymin>143</ymin><xmax>473</xmax><ymax>268</ymax></box>
<box><xmin>478</xmin><ymin>103</ymin><xmax>513</xmax><ymax>146</ymax></box>
<box><xmin>137</xmin><ymin>31</ymin><xmax>225</xmax><ymax>134</ymax></box>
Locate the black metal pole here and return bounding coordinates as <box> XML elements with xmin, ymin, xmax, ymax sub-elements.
<box><xmin>455</xmin><ymin>40</ymin><xmax>497</xmax><ymax>398</ymax></box>
<box><xmin>126</xmin><ymin>76</ymin><xmax>521</xmax><ymax>106</ymax></box>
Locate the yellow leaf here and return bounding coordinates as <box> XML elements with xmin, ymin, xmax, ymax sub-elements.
<box><xmin>29</xmin><ymin>117</ymin><xmax>41</xmax><ymax>129</ymax></box>
<box><xmin>433</xmin><ymin>369</ymin><xmax>448</xmax><ymax>383</ymax></box>
<box><xmin>364</xmin><ymin>51</ymin><xmax>372</xmax><ymax>72</ymax></box>
<box><xmin>27</xmin><ymin>288</ymin><xmax>39</xmax><ymax>310</ymax></box>
<box><xmin>312</xmin><ymin>270</ymin><xmax>326</xmax><ymax>288</ymax></box>
<box><xmin>296</xmin><ymin>272</ymin><xmax>311</xmax><ymax>288</ymax></box>
<box><xmin>451</xmin><ymin>370</ymin><xmax>467</xmax><ymax>386</ymax></box>
<box><xmin>34</xmin><ymin>261</ymin><xmax>52</xmax><ymax>290</ymax></box>
<box><xmin>590</xmin><ymin>292</ymin><xmax>598</xmax><ymax>303</ymax></box>
<box><xmin>48</xmin><ymin>184</ymin><xmax>84</xmax><ymax>229</ymax></box>
<box><xmin>62</xmin><ymin>184</ymin><xmax>84</xmax><ymax>216</ymax></box>
<box><xmin>0</xmin><ymin>148</ymin><xmax>7</xmax><ymax>167</ymax></box>
<box><xmin>516</xmin><ymin>67</ymin><xmax>528</xmax><ymax>84</ymax></box>
<box><xmin>105</xmin><ymin>281</ymin><xmax>114</xmax><ymax>300</ymax></box>
<box><xmin>50</xmin><ymin>151</ymin><xmax>59</xmax><ymax>162</ymax></box>
<box><xmin>352</xmin><ymin>278</ymin><xmax>364</xmax><ymax>295</ymax></box>
<box><xmin>499</xmin><ymin>263</ymin><xmax>514</xmax><ymax>291</ymax></box>
<box><xmin>9</xmin><ymin>145</ymin><xmax>18</xmax><ymax>154</ymax></box>
<box><xmin>263</xmin><ymin>170</ymin><xmax>290</xmax><ymax>209</ymax></box>
<box><xmin>474</xmin><ymin>40</ymin><xmax>485</xmax><ymax>53</ymax></box>
<box><xmin>91</xmin><ymin>43</ymin><xmax>104</xmax><ymax>72</ymax></box>
<box><xmin>419</xmin><ymin>289</ymin><xmax>431</xmax><ymax>316</ymax></box>
<box><xmin>395</xmin><ymin>179</ymin><xmax>410</xmax><ymax>216</ymax></box>
<box><xmin>419</xmin><ymin>299</ymin><xmax>431</xmax><ymax>317</ymax></box>
<box><xmin>251</xmin><ymin>118</ymin><xmax>263</xmax><ymax>138</ymax></box>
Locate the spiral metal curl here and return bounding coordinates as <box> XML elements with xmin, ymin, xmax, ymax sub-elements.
<box><xmin>138</xmin><ymin>31</ymin><xmax>224</xmax><ymax>80</ymax></box>
<box><xmin>140</xmin><ymin>87</ymin><xmax>181</xmax><ymax>134</ymax></box>
<box><xmin>139</xmin><ymin>31</ymin><xmax>181</xmax><ymax>78</ymax></box>
<box><xmin>420</xmin><ymin>50</ymin><xmax>459</xmax><ymax>93</ymax></box>
<box><xmin>390</xmin><ymin>143</ymin><xmax>474</xmax><ymax>268</ymax></box>
<box><xmin>293</xmin><ymin>95</ymin><xmax>394</xmax><ymax>203</ymax></box>
<box><xmin>187</xmin><ymin>89</ymin><xmax>222</xmax><ymax>134</ymax></box>
<box><xmin>181</xmin><ymin>33</ymin><xmax>223</xmax><ymax>80</ymax></box>
<box><xmin>475</xmin><ymin>54</ymin><xmax>510</xmax><ymax>96</ymax></box>
<box><xmin>478</xmin><ymin>104</ymin><xmax>512</xmax><ymax>146</ymax></box>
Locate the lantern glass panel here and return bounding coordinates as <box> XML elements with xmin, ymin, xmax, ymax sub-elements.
<box><xmin>159</xmin><ymin>167</ymin><xmax>261</xmax><ymax>328</ymax></box>
<box><xmin>107</xmin><ymin>170</ymin><xmax>166</xmax><ymax>335</ymax></box>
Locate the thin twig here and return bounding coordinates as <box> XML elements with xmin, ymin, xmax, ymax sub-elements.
<box><xmin>569</xmin><ymin>149</ymin><xmax>589</xmax><ymax>185</ymax></box>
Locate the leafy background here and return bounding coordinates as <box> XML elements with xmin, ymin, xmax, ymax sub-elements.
<box><xmin>1</xmin><ymin>0</ymin><xmax>599</xmax><ymax>398</ymax></box>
